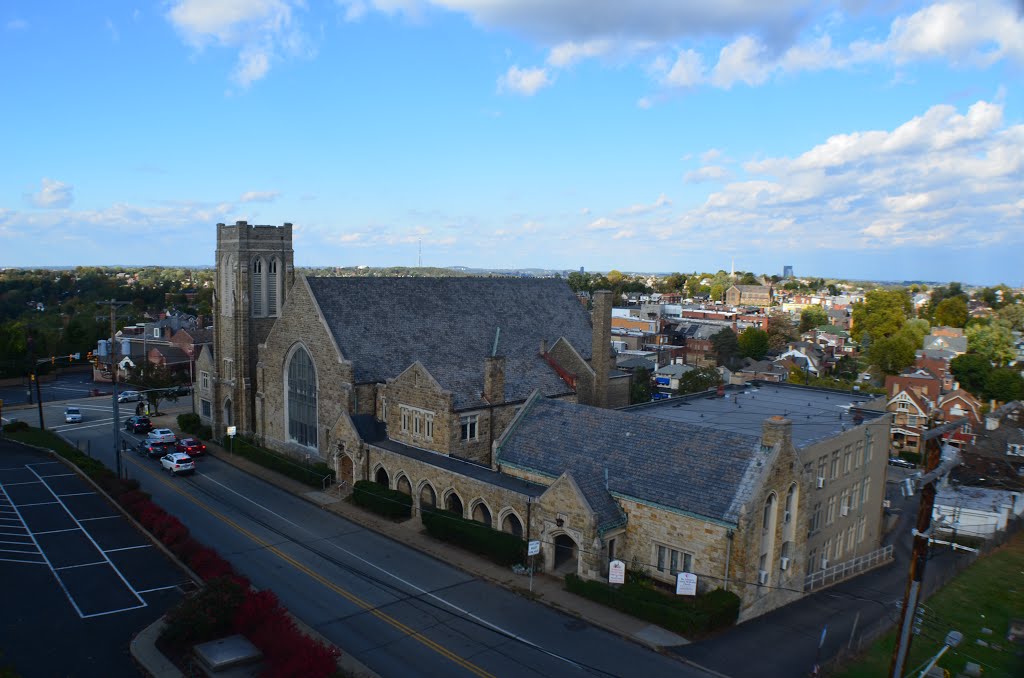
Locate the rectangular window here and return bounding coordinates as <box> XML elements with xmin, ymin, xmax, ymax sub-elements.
<box><xmin>847</xmin><ymin>526</ymin><xmax>856</xmax><ymax>553</ymax></box>
<box><xmin>865</xmin><ymin>434</ymin><xmax>873</xmax><ymax>463</ymax></box>
<box><xmin>857</xmin><ymin>516</ymin><xmax>866</xmax><ymax>543</ymax></box>
<box><xmin>823</xmin><ymin>538</ymin><xmax>832</xmax><ymax>564</ymax></box>
<box><xmin>850</xmin><ymin>481</ymin><xmax>860</xmax><ymax>511</ymax></box>
<box><xmin>460</xmin><ymin>414</ymin><xmax>479</xmax><ymax>441</ymax></box>
<box><xmin>817</xmin><ymin>456</ymin><xmax>827</xmax><ymax>484</ymax></box>
<box><xmin>608</xmin><ymin>538</ymin><xmax>616</xmax><ymax>562</ymax></box>
<box><xmin>897</xmin><ymin>401</ymin><xmax>908</xmax><ymax>411</ymax></box>
<box><xmin>425</xmin><ymin>414</ymin><xmax>434</xmax><ymax>440</ymax></box>
<box><xmin>200</xmin><ymin>371</ymin><xmax>210</xmax><ymax>390</ymax></box>
<box><xmin>1008</xmin><ymin>444</ymin><xmax>1024</xmax><ymax>457</ymax></box>
<box><xmin>855</xmin><ymin>443</ymin><xmax>864</xmax><ymax>469</ymax></box>
<box><xmin>830</xmin><ymin>451</ymin><xmax>840</xmax><ymax>479</ymax></box>
<box><xmin>401</xmin><ymin>407</ymin><xmax>410</xmax><ymax>433</ymax></box>
<box><xmin>840</xmin><ymin>489</ymin><xmax>850</xmax><ymax>517</ymax></box>
<box><xmin>200</xmin><ymin>399</ymin><xmax>211</xmax><ymax>417</ymax></box>
<box><xmin>827</xmin><ymin>496</ymin><xmax>836</xmax><ymax>525</ymax></box>
<box><xmin>222</xmin><ymin>359</ymin><xmax>233</xmax><ymax>381</ymax></box>
<box><xmin>808</xmin><ymin>548</ymin><xmax>817</xmax><ymax>573</ymax></box>
<box><xmin>655</xmin><ymin>544</ymin><xmax>692</xmax><ymax>576</ymax></box>
<box><xmin>413</xmin><ymin>413</ymin><xmax>422</xmax><ymax>436</ymax></box>
<box><xmin>843</xmin><ymin>447</ymin><xmax>853</xmax><ymax>474</ymax></box>
<box><xmin>810</xmin><ymin>502</ymin><xmax>822</xmax><ymax>534</ymax></box>
<box><xmin>862</xmin><ymin>477</ymin><xmax>871</xmax><ymax>506</ymax></box>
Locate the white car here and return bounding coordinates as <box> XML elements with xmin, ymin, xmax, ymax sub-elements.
<box><xmin>64</xmin><ymin>407</ymin><xmax>83</xmax><ymax>423</ymax></box>
<box><xmin>117</xmin><ymin>390</ymin><xmax>142</xmax><ymax>403</ymax></box>
<box><xmin>160</xmin><ymin>452</ymin><xmax>195</xmax><ymax>476</ymax></box>
<box><xmin>147</xmin><ymin>428</ymin><xmax>177</xmax><ymax>444</ymax></box>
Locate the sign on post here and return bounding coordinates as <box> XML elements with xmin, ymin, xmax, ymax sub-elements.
<box><xmin>226</xmin><ymin>426</ymin><xmax>237</xmax><ymax>437</ymax></box>
<box><xmin>675</xmin><ymin>572</ymin><xmax>697</xmax><ymax>596</ymax></box>
<box><xmin>608</xmin><ymin>559</ymin><xmax>626</xmax><ymax>584</ymax></box>
<box><xmin>527</xmin><ymin>540</ymin><xmax>540</xmax><ymax>556</ymax></box>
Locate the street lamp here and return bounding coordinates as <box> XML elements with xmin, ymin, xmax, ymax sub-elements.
<box><xmin>917</xmin><ymin>631</ymin><xmax>962</xmax><ymax>678</ymax></box>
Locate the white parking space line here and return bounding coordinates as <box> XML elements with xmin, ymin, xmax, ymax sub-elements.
<box><xmin>34</xmin><ymin>528</ymin><xmax>80</xmax><ymax>535</ymax></box>
<box><xmin>0</xmin><ymin>531</ymin><xmax>29</xmax><ymax>537</ymax></box>
<box><xmin>26</xmin><ymin>466</ymin><xmax>147</xmax><ymax>611</ymax></box>
<box><xmin>0</xmin><ymin>544</ymin><xmax>41</xmax><ymax>554</ymax></box>
<box><xmin>36</xmin><ymin>473</ymin><xmax>75</xmax><ymax>479</ymax></box>
<box><xmin>52</xmin><ymin>421</ymin><xmax>116</xmax><ymax>433</ymax></box>
<box><xmin>82</xmin><ymin>604</ymin><xmax>147</xmax><ymax>619</ymax></box>
<box><xmin>56</xmin><ymin>492</ymin><xmax>93</xmax><ymax>498</ymax></box>
<box><xmin>78</xmin><ymin>516</ymin><xmax>118</xmax><ymax>522</ymax></box>
<box><xmin>0</xmin><ymin>483</ymin><xmax>85</xmax><ymax>618</ymax></box>
<box><xmin>0</xmin><ymin>557</ymin><xmax>46</xmax><ymax>565</ymax></box>
<box><xmin>54</xmin><ymin>561</ymin><xmax>107</xmax><ymax>571</ymax></box>
<box><xmin>15</xmin><ymin>501</ymin><xmax>60</xmax><ymax>508</ymax></box>
<box><xmin>103</xmin><ymin>544</ymin><xmax>151</xmax><ymax>553</ymax></box>
<box><xmin>2</xmin><ymin>481</ymin><xmax>42</xmax><ymax>486</ymax></box>
<box><xmin>137</xmin><ymin>585</ymin><xmax>179</xmax><ymax>594</ymax></box>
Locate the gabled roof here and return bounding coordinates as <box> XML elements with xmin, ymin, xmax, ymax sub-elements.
<box><xmin>497</xmin><ymin>396</ymin><xmax>765</xmax><ymax>526</ymax></box>
<box><xmin>304</xmin><ymin>277</ymin><xmax>594</xmax><ymax>409</ymax></box>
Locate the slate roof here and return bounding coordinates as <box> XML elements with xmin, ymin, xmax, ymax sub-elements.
<box><xmin>305</xmin><ymin>277</ymin><xmax>594</xmax><ymax>410</ymax></box>
<box><xmin>923</xmin><ymin>335</ymin><xmax>968</xmax><ymax>353</ymax></box>
<box><xmin>497</xmin><ymin>397</ymin><xmax>765</xmax><ymax>527</ymax></box>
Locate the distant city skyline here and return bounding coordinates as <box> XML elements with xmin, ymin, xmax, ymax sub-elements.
<box><xmin>2</xmin><ymin>2</ymin><xmax>1022</xmax><ymax>286</ymax></box>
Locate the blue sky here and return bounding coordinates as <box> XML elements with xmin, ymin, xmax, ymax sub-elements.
<box><xmin>1</xmin><ymin>1</ymin><xmax>1022</xmax><ymax>285</ymax></box>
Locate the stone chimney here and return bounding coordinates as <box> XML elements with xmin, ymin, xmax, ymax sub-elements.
<box><xmin>484</xmin><ymin>355</ymin><xmax>505</xmax><ymax>405</ymax></box>
<box><xmin>761</xmin><ymin>415</ymin><xmax>793</xmax><ymax>452</ymax></box>
<box><xmin>591</xmin><ymin>290</ymin><xmax>613</xmax><ymax>408</ymax></box>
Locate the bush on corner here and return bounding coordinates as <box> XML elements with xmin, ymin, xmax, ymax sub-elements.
<box><xmin>352</xmin><ymin>480</ymin><xmax>412</xmax><ymax>519</ymax></box>
<box><xmin>421</xmin><ymin>508</ymin><xmax>525</xmax><ymax>566</ymax></box>
<box><xmin>177</xmin><ymin>413</ymin><xmax>201</xmax><ymax>434</ymax></box>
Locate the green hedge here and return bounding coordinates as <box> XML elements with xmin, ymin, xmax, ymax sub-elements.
<box><xmin>421</xmin><ymin>508</ymin><xmax>525</xmax><ymax>566</ymax></box>
<box><xmin>564</xmin><ymin>574</ymin><xmax>739</xmax><ymax>636</ymax></box>
<box><xmin>177</xmin><ymin>413</ymin><xmax>201</xmax><ymax>434</ymax></box>
<box><xmin>352</xmin><ymin>480</ymin><xmax>412</xmax><ymax>520</ymax></box>
<box><xmin>228</xmin><ymin>436</ymin><xmax>335</xmax><ymax>489</ymax></box>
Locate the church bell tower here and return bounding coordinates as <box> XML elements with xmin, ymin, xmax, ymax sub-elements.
<box><xmin>212</xmin><ymin>221</ymin><xmax>294</xmax><ymax>441</ymax></box>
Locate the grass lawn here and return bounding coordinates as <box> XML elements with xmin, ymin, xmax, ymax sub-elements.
<box><xmin>834</xmin><ymin>531</ymin><xmax>1024</xmax><ymax>677</ymax></box>
<box><xmin>3</xmin><ymin>427</ymin><xmax>78</xmax><ymax>454</ymax></box>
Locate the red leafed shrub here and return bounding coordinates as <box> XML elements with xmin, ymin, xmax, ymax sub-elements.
<box><xmin>136</xmin><ymin>504</ymin><xmax>168</xmax><ymax>530</ymax></box>
<box><xmin>170</xmin><ymin>536</ymin><xmax>202</xmax><ymax>562</ymax></box>
<box><xmin>233</xmin><ymin>589</ymin><xmax>281</xmax><ymax>636</ymax></box>
<box><xmin>152</xmin><ymin>515</ymin><xmax>185</xmax><ymax>540</ymax></box>
<box><xmin>117</xmin><ymin>489</ymin><xmax>151</xmax><ymax>513</ymax></box>
<box><xmin>247</xmin><ymin>609</ymin><xmax>298</xmax><ymax>667</ymax></box>
<box><xmin>189</xmin><ymin>547</ymin><xmax>235</xmax><ymax>581</ymax></box>
<box><xmin>262</xmin><ymin>638</ymin><xmax>340</xmax><ymax>678</ymax></box>
<box><xmin>159</xmin><ymin>521</ymin><xmax>190</xmax><ymax>550</ymax></box>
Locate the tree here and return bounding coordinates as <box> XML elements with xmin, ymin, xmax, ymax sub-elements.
<box><xmin>710</xmin><ymin>283</ymin><xmax>724</xmax><ymax>301</ymax></box>
<box><xmin>799</xmin><ymin>306</ymin><xmax>829</xmax><ymax>333</ymax></box>
<box><xmin>737</xmin><ymin>327</ymin><xmax>769</xmax><ymax>360</ymax></box>
<box><xmin>851</xmin><ymin>288</ymin><xmax>911</xmax><ymax>343</ymax></box>
<box><xmin>711</xmin><ymin>328</ymin><xmax>740</xmax><ymax>368</ymax></box>
<box><xmin>659</xmin><ymin>273</ymin><xmax>686</xmax><ymax>293</ymax></box>
<box><xmin>966</xmin><ymin>323</ymin><xmax>1016</xmax><ymax>366</ymax></box>
<box><xmin>566</xmin><ymin>271</ymin><xmax>590</xmax><ymax>293</ymax></box>
<box><xmin>606</xmin><ymin>270</ymin><xmax>624</xmax><ymax>287</ymax></box>
<box><xmin>738</xmin><ymin>272</ymin><xmax>759</xmax><ymax>285</ymax></box>
<box><xmin>984</xmin><ymin>368</ymin><xmax>1024</xmax><ymax>403</ymax></box>
<box><xmin>995</xmin><ymin>304</ymin><xmax>1024</xmax><ymax>331</ymax></box>
<box><xmin>950</xmin><ymin>353</ymin><xmax>992</xmax><ymax>396</ymax></box>
<box><xmin>676</xmin><ymin>366</ymin><xmax>722</xmax><ymax>395</ymax></box>
<box><xmin>766</xmin><ymin>313</ymin><xmax>798</xmax><ymax>352</ymax></box>
<box><xmin>867</xmin><ymin>333</ymin><xmax>916</xmax><ymax>375</ymax></box>
<box><xmin>630</xmin><ymin>367</ymin><xmax>652</xmax><ymax>404</ymax></box>
<box><xmin>128</xmin><ymin>362</ymin><xmax>186</xmax><ymax>415</ymax></box>
<box><xmin>933</xmin><ymin>296</ymin><xmax>968</xmax><ymax>328</ymax></box>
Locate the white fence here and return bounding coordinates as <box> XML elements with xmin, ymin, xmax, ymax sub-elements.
<box><xmin>804</xmin><ymin>544</ymin><xmax>894</xmax><ymax>592</ymax></box>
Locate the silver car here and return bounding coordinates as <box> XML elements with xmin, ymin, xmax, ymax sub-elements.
<box><xmin>147</xmin><ymin>428</ymin><xmax>177</xmax><ymax>444</ymax></box>
<box><xmin>64</xmin><ymin>407</ymin><xmax>83</xmax><ymax>423</ymax></box>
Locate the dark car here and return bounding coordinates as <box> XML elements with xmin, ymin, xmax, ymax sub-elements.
<box><xmin>175</xmin><ymin>437</ymin><xmax>206</xmax><ymax>456</ymax></box>
<box><xmin>136</xmin><ymin>440</ymin><xmax>174</xmax><ymax>459</ymax></box>
<box><xmin>125</xmin><ymin>416</ymin><xmax>153</xmax><ymax>433</ymax></box>
<box><xmin>888</xmin><ymin>456</ymin><xmax>916</xmax><ymax>469</ymax></box>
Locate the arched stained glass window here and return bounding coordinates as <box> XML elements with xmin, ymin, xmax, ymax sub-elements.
<box><xmin>287</xmin><ymin>346</ymin><xmax>317</xmax><ymax>448</ymax></box>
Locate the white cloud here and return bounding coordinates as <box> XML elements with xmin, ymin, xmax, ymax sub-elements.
<box><xmin>586</xmin><ymin>217</ymin><xmax>618</xmax><ymax>231</ymax></box>
<box><xmin>664</xmin><ymin>49</ymin><xmax>705</xmax><ymax>87</ymax></box>
<box><xmin>669</xmin><ymin>99</ymin><xmax>1023</xmax><ymax>250</ymax></box>
<box><xmin>684</xmin><ymin>165</ymin><xmax>731</xmax><ymax>183</ymax></box>
<box><xmin>240</xmin><ymin>190</ymin><xmax>281</xmax><ymax>203</ymax></box>
<box><xmin>547</xmin><ymin>39</ymin><xmax>613</xmax><ymax>68</ymax></box>
<box><xmin>497</xmin><ymin>65</ymin><xmax>552</xmax><ymax>95</ymax></box>
<box><xmin>617</xmin><ymin>194</ymin><xmax>671</xmax><ymax>215</ymax></box>
<box><xmin>105</xmin><ymin>18</ymin><xmax>119</xmax><ymax>41</ymax></box>
<box><xmin>166</xmin><ymin>0</ymin><xmax>311</xmax><ymax>87</ymax></box>
<box><xmin>27</xmin><ymin>178</ymin><xmax>74</xmax><ymax>208</ymax></box>
<box><xmin>887</xmin><ymin>0</ymin><xmax>1024</xmax><ymax>66</ymax></box>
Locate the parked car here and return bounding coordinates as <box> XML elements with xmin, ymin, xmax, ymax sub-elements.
<box><xmin>136</xmin><ymin>441</ymin><xmax>174</xmax><ymax>459</ymax></box>
<box><xmin>125</xmin><ymin>416</ymin><xmax>152</xmax><ymax>433</ymax></box>
<box><xmin>167</xmin><ymin>385</ymin><xmax>192</xmax><ymax>396</ymax></box>
<box><xmin>160</xmin><ymin>452</ymin><xmax>195</xmax><ymax>476</ymax></box>
<box><xmin>64</xmin><ymin>407</ymin><xmax>83</xmax><ymax>423</ymax></box>
<box><xmin>117</xmin><ymin>390</ymin><xmax>142</xmax><ymax>403</ymax></box>
<box><xmin>147</xmin><ymin>428</ymin><xmax>177</xmax><ymax>444</ymax></box>
<box><xmin>175</xmin><ymin>437</ymin><xmax>206</xmax><ymax>456</ymax></box>
<box><xmin>888</xmin><ymin>456</ymin><xmax>916</xmax><ymax>469</ymax></box>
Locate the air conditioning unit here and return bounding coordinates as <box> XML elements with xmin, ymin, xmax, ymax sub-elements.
<box><xmin>780</xmin><ymin>557</ymin><xmax>790</xmax><ymax>571</ymax></box>
<box><xmin>820</xmin><ymin>557</ymin><xmax>829</xmax><ymax>570</ymax></box>
<box><xmin>840</xmin><ymin>505</ymin><xmax>849</xmax><ymax>517</ymax></box>
<box><xmin>758</xmin><ymin>570</ymin><xmax>769</xmax><ymax>585</ymax></box>
<box><xmin>816</xmin><ymin>476</ymin><xmax>825</xmax><ymax>489</ymax></box>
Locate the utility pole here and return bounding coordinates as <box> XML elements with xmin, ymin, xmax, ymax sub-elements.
<box><xmin>889</xmin><ymin>415</ymin><xmax>964</xmax><ymax>677</ymax></box>
<box><xmin>98</xmin><ymin>299</ymin><xmax>129</xmax><ymax>479</ymax></box>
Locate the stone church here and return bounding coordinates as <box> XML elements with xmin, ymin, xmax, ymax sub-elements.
<box><xmin>194</xmin><ymin>221</ymin><xmax>891</xmax><ymax>622</ymax></box>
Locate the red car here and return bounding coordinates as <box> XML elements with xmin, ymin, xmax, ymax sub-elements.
<box><xmin>175</xmin><ymin>437</ymin><xmax>207</xmax><ymax>456</ymax></box>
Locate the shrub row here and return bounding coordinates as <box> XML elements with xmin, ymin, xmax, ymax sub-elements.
<box><xmin>3</xmin><ymin>427</ymin><xmax>340</xmax><ymax>677</ymax></box>
<box><xmin>176</xmin><ymin>413</ymin><xmax>212</xmax><ymax>441</ymax></box>
<box><xmin>421</xmin><ymin>508</ymin><xmax>525</xmax><ymax>566</ymax></box>
<box><xmin>230</xmin><ymin>436</ymin><xmax>336</xmax><ymax>489</ymax></box>
<box><xmin>2</xmin><ymin>420</ymin><xmax>29</xmax><ymax>433</ymax></box>
<box><xmin>352</xmin><ymin>480</ymin><xmax>412</xmax><ymax>519</ymax></box>
<box><xmin>564</xmin><ymin>574</ymin><xmax>740</xmax><ymax>636</ymax></box>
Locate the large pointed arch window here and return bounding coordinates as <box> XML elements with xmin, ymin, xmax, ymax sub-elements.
<box><xmin>267</xmin><ymin>257</ymin><xmax>279</xmax><ymax>316</ymax></box>
<box><xmin>287</xmin><ymin>346</ymin><xmax>317</xmax><ymax>448</ymax></box>
<box><xmin>252</xmin><ymin>257</ymin><xmax>264</xmax><ymax>316</ymax></box>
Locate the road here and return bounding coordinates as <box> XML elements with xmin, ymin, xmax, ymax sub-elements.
<box><xmin>0</xmin><ymin>369</ymin><xmax>104</xmax><ymax>408</ymax></box>
<box><xmin>9</xmin><ymin>398</ymin><xmax>709</xmax><ymax>678</ymax></box>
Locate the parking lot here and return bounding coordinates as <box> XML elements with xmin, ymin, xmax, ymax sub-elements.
<box><xmin>0</xmin><ymin>440</ymin><xmax>191</xmax><ymax>676</ymax></box>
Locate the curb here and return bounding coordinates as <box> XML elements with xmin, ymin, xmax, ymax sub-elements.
<box><xmin>130</xmin><ymin>618</ymin><xmax>182</xmax><ymax>678</ymax></box>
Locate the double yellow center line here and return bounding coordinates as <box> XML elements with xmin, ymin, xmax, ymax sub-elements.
<box><xmin>132</xmin><ymin>457</ymin><xmax>495</xmax><ymax>678</ymax></box>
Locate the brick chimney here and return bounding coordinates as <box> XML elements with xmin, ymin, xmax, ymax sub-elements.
<box><xmin>591</xmin><ymin>290</ymin><xmax>613</xmax><ymax>408</ymax></box>
<box><xmin>761</xmin><ymin>415</ymin><xmax>792</xmax><ymax>452</ymax></box>
<box><xmin>484</xmin><ymin>355</ymin><xmax>505</xmax><ymax>405</ymax></box>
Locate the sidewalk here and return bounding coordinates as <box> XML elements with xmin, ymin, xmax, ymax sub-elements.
<box><xmin>161</xmin><ymin>418</ymin><xmax>690</xmax><ymax>655</ymax></box>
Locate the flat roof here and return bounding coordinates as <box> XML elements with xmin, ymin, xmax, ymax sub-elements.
<box><xmin>626</xmin><ymin>382</ymin><xmax>885</xmax><ymax>448</ymax></box>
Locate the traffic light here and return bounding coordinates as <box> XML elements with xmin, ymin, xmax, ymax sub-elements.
<box><xmin>51</xmin><ymin>356</ymin><xmax>55</xmax><ymax>365</ymax></box>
